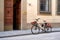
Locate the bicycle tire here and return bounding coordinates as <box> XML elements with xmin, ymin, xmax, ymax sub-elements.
<box><xmin>31</xmin><ymin>26</ymin><xmax>40</xmax><ymax>34</ymax></box>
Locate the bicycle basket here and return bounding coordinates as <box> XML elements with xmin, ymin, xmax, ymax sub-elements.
<box><xmin>31</xmin><ymin>21</ymin><xmax>37</xmax><ymax>25</ymax></box>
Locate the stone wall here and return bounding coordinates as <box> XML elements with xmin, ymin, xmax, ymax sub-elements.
<box><xmin>0</xmin><ymin>0</ymin><xmax>4</xmax><ymax>31</ymax></box>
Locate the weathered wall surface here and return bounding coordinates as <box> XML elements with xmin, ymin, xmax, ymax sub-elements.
<box><xmin>27</xmin><ymin>0</ymin><xmax>60</xmax><ymax>23</ymax></box>
<box><xmin>27</xmin><ymin>0</ymin><xmax>60</xmax><ymax>28</ymax></box>
<box><xmin>21</xmin><ymin>0</ymin><xmax>27</xmax><ymax>30</ymax></box>
<box><xmin>0</xmin><ymin>0</ymin><xmax>4</xmax><ymax>31</ymax></box>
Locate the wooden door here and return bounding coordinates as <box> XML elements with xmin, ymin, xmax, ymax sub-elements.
<box><xmin>4</xmin><ymin>0</ymin><xmax>21</xmax><ymax>30</ymax></box>
<box><xmin>4</xmin><ymin>0</ymin><xmax>13</xmax><ymax>26</ymax></box>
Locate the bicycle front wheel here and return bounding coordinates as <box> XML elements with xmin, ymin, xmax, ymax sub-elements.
<box><xmin>31</xmin><ymin>26</ymin><xmax>40</xmax><ymax>34</ymax></box>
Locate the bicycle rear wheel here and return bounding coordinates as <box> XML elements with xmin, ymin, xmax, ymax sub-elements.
<box><xmin>31</xmin><ymin>26</ymin><xmax>40</xmax><ymax>34</ymax></box>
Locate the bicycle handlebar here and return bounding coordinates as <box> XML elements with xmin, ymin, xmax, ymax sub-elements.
<box><xmin>35</xmin><ymin>18</ymin><xmax>40</xmax><ymax>21</ymax></box>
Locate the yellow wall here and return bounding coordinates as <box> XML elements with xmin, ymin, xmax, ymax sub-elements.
<box><xmin>27</xmin><ymin>0</ymin><xmax>37</xmax><ymax>23</ymax></box>
<box><xmin>0</xmin><ymin>0</ymin><xmax>4</xmax><ymax>31</ymax></box>
<box><xmin>21</xmin><ymin>0</ymin><xmax>27</xmax><ymax>30</ymax></box>
<box><xmin>27</xmin><ymin>0</ymin><xmax>60</xmax><ymax>23</ymax></box>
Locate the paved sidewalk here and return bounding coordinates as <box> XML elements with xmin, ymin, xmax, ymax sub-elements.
<box><xmin>0</xmin><ymin>28</ymin><xmax>60</xmax><ymax>38</ymax></box>
<box><xmin>0</xmin><ymin>30</ymin><xmax>31</xmax><ymax>38</ymax></box>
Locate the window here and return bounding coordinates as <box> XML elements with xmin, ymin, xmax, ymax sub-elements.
<box><xmin>57</xmin><ymin>0</ymin><xmax>60</xmax><ymax>15</ymax></box>
<box><xmin>40</xmin><ymin>0</ymin><xmax>51</xmax><ymax>12</ymax></box>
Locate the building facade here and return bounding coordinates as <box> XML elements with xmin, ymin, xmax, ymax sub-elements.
<box><xmin>0</xmin><ymin>0</ymin><xmax>60</xmax><ymax>31</ymax></box>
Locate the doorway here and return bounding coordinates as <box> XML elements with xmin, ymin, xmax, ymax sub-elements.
<box><xmin>13</xmin><ymin>0</ymin><xmax>21</xmax><ymax>30</ymax></box>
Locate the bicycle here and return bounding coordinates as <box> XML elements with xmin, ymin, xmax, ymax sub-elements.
<box><xmin>31</xmin><ymin>18</ymin><xmax>52</xmax><ymax>34</ymax></box>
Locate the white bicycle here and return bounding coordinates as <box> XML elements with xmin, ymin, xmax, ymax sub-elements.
<box><xmin>31</xmin><ymin>18</ymin><xmax>52</xmax><ymax>34</ymax></box>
